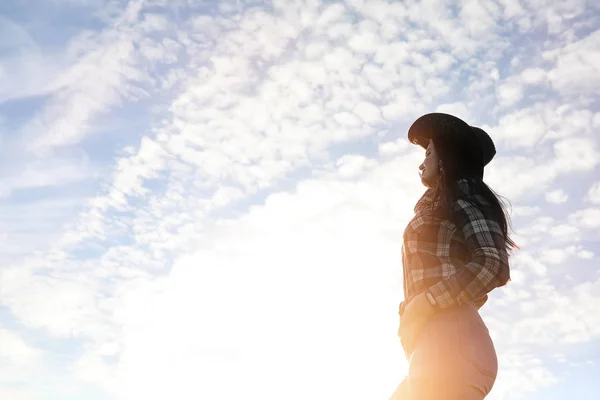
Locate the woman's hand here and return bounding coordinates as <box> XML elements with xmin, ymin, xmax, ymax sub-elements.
<box><xmin>398</xmin><ymin>292</ymin><xmax>437</xmax><ymax>351</ymax></box>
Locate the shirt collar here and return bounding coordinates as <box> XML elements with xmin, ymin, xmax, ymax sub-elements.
<box><xmin>414</xmin><ymin>178</ymin><xmax>475</xmax><ymax>214</ymax></box>
<box><xmin>414</xmin><ymin>188</ymin><xmax>436</xmax><ymax>214</ymax></box>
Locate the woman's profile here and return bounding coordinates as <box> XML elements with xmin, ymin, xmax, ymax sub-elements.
<box><xmin>391</xmin><ymin>113</ymin><xmax>517</xmax><ymax>399</ymax></box>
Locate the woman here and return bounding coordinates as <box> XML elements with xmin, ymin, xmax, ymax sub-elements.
<box><xmin>392</xmin><ymin>113</ymin><xmax>517</xmax><ymax>400</ymax></box>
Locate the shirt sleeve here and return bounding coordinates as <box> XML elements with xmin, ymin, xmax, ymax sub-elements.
<box><xmin>426</xmin><ymin>198</ymin><xmax>510</xmax><ymax>309</ymax></box>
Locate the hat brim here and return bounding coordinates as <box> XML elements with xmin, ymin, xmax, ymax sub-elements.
<box><xmin>408</xmin><ymin>113</ymin><xmax>496</xmax><ymax>166</ymax></box>
<box><xmin>408</xmin><ymin>113</ymin><xmax>471</xmax><ymax>148</ymax></box>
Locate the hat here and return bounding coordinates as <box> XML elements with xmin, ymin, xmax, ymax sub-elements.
<box><xmin>469</xmin><ymin>126</ymin><xmax>496</xmax><ymax>167</ymax></box>
<box><xmin>408</xmin><ymin>113</ymin><xmax>496</xmax><ymax>172</ymax></box>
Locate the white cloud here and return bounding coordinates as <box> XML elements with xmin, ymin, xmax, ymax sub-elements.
<box><xmin>0</xmin><ymin>328</ymin><xmax>43</xmax><ymax>386</ymax></box>
<box><xmin>459</xmin><ymin>0</ymin><xmax>501</xmax><ymax>36</ymax></box>
<box><xmin>353</xmin><ymin>101</ymin><xmax>382</xmax><ymax>124</ymax></box>
<box><xmin>0</xmin><ymin>268</ymin><xmax>105</xmax><ymax>339</ymax></box>
<box><xmin>0</xmin><ymin>195</ymin><xmax>87</xmax><ymax>264</ymax></box>
<box><xmin>0</xmin><ymin>16</ymin><xmax>73</xmax><ymax>103</ymax></box>
<box><xmin>335</xmin><ymin>154</ymin><xmax>377</xmax><ymax>178</ymax></box>
<box><xmin>512</xmin><ymin>206</ymin><xmax>541</xmax><ymax>217</ymax></box>
<box><xmin>521</xmin><ymin>67</ymin><xmax>547</xmax><ymax>84</ymax></box>
<box><xmin>502</xmin><ymin>277</ymin><xmax>600</xmax><ymax>345</ymax></box>
<box><xmin>569</xmin><ymin>208</ymin><xmax>600</xmax><ymax>229</ymax></box>
<box><xmin>0</xmin><ymin>328</ymin><xmax>40</xmax><ymax>366</ymax></box>
<box><xmin>112</xmin><ymin>157</ymin><xmax>420</xmax><ymax>400</ymax></box>
<box><xmin>348</xmin><ymin>21</ymin><xmax>381</xmax><ymax>54</ymax></box>
<box><xmin>486</xmin><ymin>102</ymin><xmax>597</xmax><ymax>150</ymax></box>
<box><xmin>578</xmin><ymin>250</ymin><xmax>594</xmax><ymax>259</ymax></box>
<box><xmin>586</xmin><ymin>181</ymin><xmax>600</xmax><ymax>204</ymax></box>
<box><xmin>545</xmin><ymin>189</ymin><xmax>568</xmax><ymax>204</ymax></box>
<box><xmin>500</xmin><ymin>0</ymin><xmax>527</xmax><ymax>20</ymax></box>
<box><xmin>547</xmin><ymin>30</ymin><xmax>600</xmax><ymax>97</ymax></box>
<box><xmin>0</xmin><ymin>156</ymin><xmax>94</xmax><ymax>199</ymax></box>
<box><xmin>488</xmin><ymin>353</ymin><xmax>559</xmax><ymax>399</ymax></box>
<box><xmin>491</xmin><ymin>107</ymin><xmax>547</xmax><ymax>148</ymax></box>
<box><xmin>381</xmin><ymin>89</ymin><xmax>426</xmax><ymax>120</ymax></box>
<box><xmin>18</xmin><ymin>0</ymin><xmax>152</xmax><ymax>153</ymax></box>
<box><xmin>486</xmin><ymin>134</ymin><xmax>598</xmax><ymax>201</ymax></box>
<box><xmin>0</xmin><ymin>387</ymin><xmax>31</xmax><ymax>400</ymax></box>
<box><xmin>436</xmin><ymin>101</ymin><xmax>472</xmax><ymax>121</ymax></box>
<box><xmin>552</xmin><ymin>137</ymin><xmax>599</xmax><ymax>172</ymax></box>
<box><xmin>485</xmin><ymin>156</ymin><xmax>554</xmax><ymax>200</ymax></box>
<box><xmin>549</xmin><ymin>224</ymin><xmax>580</xmax><ymax>241</ymax></box>
<box><xmin>378</xmin><ymin>138</ymin><xmax>410</xmax><ymax>157</ymax></box>
<box><xmin>497</xmin><ymin>81</ymin><xmax>525</xmax><ymax>107</ymax></box>
<box><xmin>539</xmin><ymin>245</ymin><xmax>590</xmax><ymax>265</ymax></box>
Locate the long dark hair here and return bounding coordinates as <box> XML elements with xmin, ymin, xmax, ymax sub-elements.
<box><xmin>432</xmin><ymin>138</ymin><xmax>518</xmax><ymax>254</ymax></box>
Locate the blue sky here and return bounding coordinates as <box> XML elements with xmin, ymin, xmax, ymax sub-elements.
<box><xmin>1</xmin><ymin>0</ymin><xmax>600</xmax><ymax>399</ymax></box>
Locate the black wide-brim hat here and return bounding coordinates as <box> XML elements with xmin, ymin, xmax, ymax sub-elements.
<box><xmin>408</xmin><ymin>113</ymin><xmax>496</xmax><ymax>167</ymax></box>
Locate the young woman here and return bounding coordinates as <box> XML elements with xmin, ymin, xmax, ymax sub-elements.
<box><xmin>391</xmin><ymin>113</ymin><xmax>516</xmax><ymax>400</ymax></box>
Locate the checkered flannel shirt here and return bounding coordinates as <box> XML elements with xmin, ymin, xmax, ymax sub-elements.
<box><xmin>400</xmin><ymin>179</ymin><xmax>510</xmax><ymax>314</ymax></box>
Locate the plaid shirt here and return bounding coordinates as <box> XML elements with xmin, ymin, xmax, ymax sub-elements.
<box><xmin>400</xmin><ymin>179</ymin><xmax>510</xmax><ymax>314</ymax></box>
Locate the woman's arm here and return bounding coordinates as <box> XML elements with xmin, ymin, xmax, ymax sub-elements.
<box><xmin>426</xmin><ymin>198</ymin><xmax>510</xmax><ymax>309</ymax></box>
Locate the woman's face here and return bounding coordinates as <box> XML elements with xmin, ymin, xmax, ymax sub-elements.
<box><xmin>419</xmin><ymin>140</ymin><xmax>439</xmax><ymax>188</ymax></box>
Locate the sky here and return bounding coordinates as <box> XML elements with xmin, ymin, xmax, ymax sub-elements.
<box><xmin>0</xmin><ymin>0</ymin><xmax>599</xmax><ymax>399</ymax></box>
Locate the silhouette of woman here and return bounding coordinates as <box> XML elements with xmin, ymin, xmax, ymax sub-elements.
<box><xmin>391</xmin><ymin>113</ymin><xmax>516</xmax><ymax>400</ymax></box>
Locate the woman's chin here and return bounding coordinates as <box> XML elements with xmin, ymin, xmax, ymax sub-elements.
<box><xmin>420</xmin><ymin>176</ymin><xmax>435</xmax><ymax>189</ymax></box>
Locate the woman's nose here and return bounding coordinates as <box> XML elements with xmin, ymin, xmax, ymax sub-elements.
<box><xmin>419</xmin><ymin>163</ymin><xmax>425</xmax><ymax>171</ymax></box>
